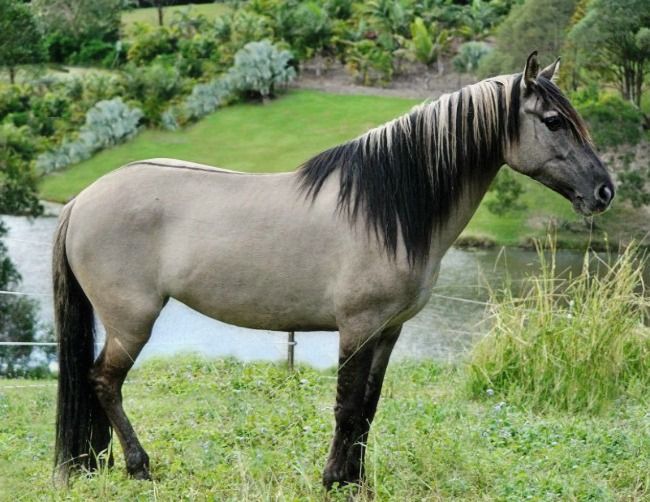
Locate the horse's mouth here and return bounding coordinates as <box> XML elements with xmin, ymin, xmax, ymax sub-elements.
<box><xmin>571</xmin><ymin>190</ymin><xmax>613</xmax><ymax>216</ymax></box>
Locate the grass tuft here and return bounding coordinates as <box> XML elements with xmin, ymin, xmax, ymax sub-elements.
<box><xmin>467</xmin><ymin>238</ymin><xmax>650</xmax><ymax>413</ymax></box>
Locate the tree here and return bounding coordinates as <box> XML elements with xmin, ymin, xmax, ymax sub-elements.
<box><xmin>478</xmin><ymin>0</ymin><xmax>577</xmax><ymax>77</ymax></box>
<box><xmin>143</xmin><ymin>0</ymin><xmax>175</xmax><ymax>27</ymax></box>
<box><xmin>569</xmin><ymin>0</ymin><xmax>650</xmax><ymax>106</ymax></box>
<box><xmin>0</xmin><ymin>0</ymin><xmax>44</xmax><ymax>84</ymax></box>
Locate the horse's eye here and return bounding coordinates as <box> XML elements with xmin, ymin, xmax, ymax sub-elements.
<box><xmin>542</xmin><ymin>116</ymin><xmax>563</xmax><ymax>131</ymax></box>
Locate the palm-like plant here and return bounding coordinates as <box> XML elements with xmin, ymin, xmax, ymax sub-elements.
<box><xmin>398</xmin><ymin>17</ymin><xmax>452</xmax><ymax>74</ymax></box>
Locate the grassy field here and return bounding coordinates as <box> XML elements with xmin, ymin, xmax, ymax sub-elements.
<box><xmin>1</xmin><ymin>356</ymin><xmax>648</xmax><ymax>500</ymax></box>
<box><xmin>122</xmin><ymin>3</ymin><xmax>229</xmax><ymax>30</ymax></box>
<box><xmin>39</xmin><ymin>90</ymin><xmax>645</xmax><ymax>248</ymax></box>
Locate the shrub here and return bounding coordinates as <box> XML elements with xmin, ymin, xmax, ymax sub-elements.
<box><xmin>227</xmin><ymin>40</ymin><xmax>296</xmax><ymax>100</ymax></box>
<box><xmin>36</xmin><ymin>98</ymin><xmax>143</xmax><ymax>174</ymax></box>
<box><xmin>127</xmin><ymin>23</ymin><xmax>178</xmax><ymax>66</ymax></box>
<box><xmin>123</xmin><ymin>63</ymin><xmax>183</xmax><ymax>122</ymax></box>
<box><xmin>0</xmin><ymin>84</ymin><xmax>31</xmax><ymax>117</ymax></box>
<box><xmin>572</xmin><ymin>90</ymin><xmax>644</xmax><ymax>147</ymax></box>
<box><xmin>70</xmin><ymin>39</ymin><xmax>119</xmax><ymax>67</ymax></box>
<box><xmin>452</xmin><ymin>41</ymin><xmax>492</xmax><ymax>74</ymax></box>
<box><xmin>344</xmin><ymin>39</ymin><xmax>393</xmax><ymax>85</ymax></box>
<box><xmin>485</xmin><ymin>168</ymin><xmax>526</xmax><ymax>215</ymax></box>
<box><xmin>275</xmin><ymin>1</ymin><xmax>332</xmax><ymax>60</ymax></box>
<box><xmin>0</xmin><ymin>123</ymin><xmax>43</xmax><ymax>215</ymax></box>
<box><xmin>226</xmin><ymin>11</ymin><xmax>275</xmax><ymax>56</ymax></box>
<box><xmin>467</xmin><ymin>240</ymin><xmax>650</xmax><ymax>413</ymax></box>
<box><xmin>177</xmin><ymin>33</ymin><xmax>221</xmax><ymax>78</ymax></box>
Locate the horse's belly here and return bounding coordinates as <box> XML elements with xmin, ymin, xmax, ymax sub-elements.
<box><xmin>175</xmin><ymin>286</ymin><xmax>338</xmax><ymax>332</ymax></box>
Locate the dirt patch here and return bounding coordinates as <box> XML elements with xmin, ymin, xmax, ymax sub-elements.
<box><xmin>293</xmin><ymin>58</ymin><xmax>478</xmax><ymax>100</ymax></box>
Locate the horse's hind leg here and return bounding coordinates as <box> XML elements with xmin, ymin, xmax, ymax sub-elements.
<box><xmin>89</xmin><ymin>310</ymin><xmax>159</xmax><ymax>480</ymax></box>
<box><xmin>323</xmin><ymin>324</ymin><xmax>402</xmax><ymax>490</ymax></box>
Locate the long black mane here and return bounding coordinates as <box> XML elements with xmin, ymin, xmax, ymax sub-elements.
<box><xmin>297</xmin><ymin>73</ymin><xmax>585</xmax><ymax>265</ymax></box>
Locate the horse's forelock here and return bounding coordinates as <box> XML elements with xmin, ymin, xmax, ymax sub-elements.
<box><xmin>533</xmin><ymin>76</ymin><xmax>592</xmax><ymax>145</ymax></box>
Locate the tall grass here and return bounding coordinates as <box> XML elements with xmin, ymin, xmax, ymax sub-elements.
<box><xmin>467</xmin><ymin>239</ymin><xmax>650</xmax><ymax>413</ymax></box>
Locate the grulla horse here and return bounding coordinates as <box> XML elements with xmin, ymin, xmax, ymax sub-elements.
<box><xmin>53</xmin><ymin>52</ymin><xmax>614</xmax><ymax>488</ymax></box>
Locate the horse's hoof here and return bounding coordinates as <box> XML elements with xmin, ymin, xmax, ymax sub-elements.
<box><xmin>322</xmin><ymin>465</ymin><xmax>360</xmax><ymax>491</ymax></box>
<box><xmin>128</xmin><ymin>467</ymin><xmax>152</xmax><ymax>481</ymax></box>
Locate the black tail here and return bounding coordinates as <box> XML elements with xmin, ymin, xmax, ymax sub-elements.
<box><xmin>53</xmin><ymin>202</ymin><xmax>111</xmax><ymax>483</ymax></box>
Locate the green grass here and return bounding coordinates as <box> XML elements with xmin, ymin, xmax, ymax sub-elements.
<box><xmin>39</xmin><ymin>89</ymin><xmax>648</xmax><ymax>248</ymax></box>
<box><xmin>122</xmin><ymin>3</ymin><xmax>229</xmax><ymax>30</ymax></box>
<box><xmin>468</xmin><ymin>241</ymin><xmax>650</xmax><ymax>413</ymax></box>
<box><xmin>1</xmin><ymin>357</ymin><xmax>648</xmax><ymax>500</ymax></box>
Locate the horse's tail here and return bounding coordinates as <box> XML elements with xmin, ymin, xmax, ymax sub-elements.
<box><xmin>53</xmin><ymin>201</ymin><xmax>111</xmax><ymax>483</ymax></box>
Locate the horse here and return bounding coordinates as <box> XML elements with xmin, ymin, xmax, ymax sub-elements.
<box><xmin>53</xmin><ymin>52</ymin><xmax>614</xmax><ymax>488</ymax></box>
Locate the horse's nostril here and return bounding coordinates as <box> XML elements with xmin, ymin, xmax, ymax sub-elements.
<box><xmin>595</xmin><ymin>184</ymin><xmax>613</xmax><ymax>205</ymax></box>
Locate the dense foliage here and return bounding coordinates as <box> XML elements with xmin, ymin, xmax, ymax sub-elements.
<box><xmin>569</xmin><ymin>0</ymin><xmax>650</xmax><ymax>107</ymax></box>
<box><xmin>478</xmin><ymin>0</ymin><xmax>578</xmax><ymax>76</ymax></box>
<box><xmin>32</xmin><ymin>0</ymin><xmax>128</xmax><ymax>65</ymax></box>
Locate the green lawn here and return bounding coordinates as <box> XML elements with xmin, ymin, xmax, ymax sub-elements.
<box><xmin>122</xmin><ymin>3</ymin><xmax>229</xmax><ymax>30</ymax></box>
<box><xmin>39</xmin><ymin>89</ymin><xmax>642</xmax><ymax>248</ymax></box>
<box><xmin>1</xmin><ymin>357</ymin><xmax>647</xmax><ymax>500</ymax></box>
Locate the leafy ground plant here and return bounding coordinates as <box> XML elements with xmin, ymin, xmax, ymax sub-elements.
<box><xmin>467</xmin><ymin>238</ymin><xmax>650</xmax><ymax>413</ymax></box>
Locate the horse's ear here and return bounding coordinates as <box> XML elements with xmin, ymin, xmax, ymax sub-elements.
<box><xmin>522</xmin><ymin>51</ymin><xmax>539</xmax><ymax>90</ymax></box>
<box><xmin>539</xmin><ymin>57</ymin><xmax>561</xmax><ymax>83</ymax></box>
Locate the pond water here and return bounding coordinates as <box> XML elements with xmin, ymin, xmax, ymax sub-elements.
<box><xmin>2</xmin><ymin>214</ymin><xmax>594</xmax><ymax>369</ymax></box>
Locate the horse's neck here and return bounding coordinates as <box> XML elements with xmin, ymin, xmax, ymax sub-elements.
<box><xmin>430</xmin><ymin>160</ymin><xmax>502</xmax><ymax>255</ymax></box>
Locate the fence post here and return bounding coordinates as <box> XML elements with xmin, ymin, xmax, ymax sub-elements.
<box><xmin>287</xmin><ymin>331</ymin><xmax>295</xmax><ymax>371</ymax></box>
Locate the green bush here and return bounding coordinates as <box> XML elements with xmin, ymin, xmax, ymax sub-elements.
<box><xmin>70</xmin><ymin>39</ymin><xmax>120</xmax><ymax>67</ymax></box>
<box><xmin>177</xmin><ymin>33</ymin><xmax>221</xmax><ymax>78</ymax></box>
<box><xmin>572</xmin><ymin>89</ymin><xmax>644</xmax><ymax>147</ymax></box>
<box><xmin>123</xmin><ymin>62</ymin><xmax>184</xmax><ymax>122</ymax></box>
<box><xmin>485</xmin><ymin>168</ymin><xmax>526</xmax><ymax>215</ymax></box>
<box><xmin>344</xmin><ymin>39</ymin><xmax>393</xmax><ymax>85</ymax></box>
<box><xmin>127</xmin><ymin>23</ymin><xmax>178</xmax><ymax>66</ymax></box>
<box><xmin>0</xmin><ymin>123</ymin><xmax>43</xmax><ymax>215</ymax></box>
<box><xmin>467</xmin><ymin>240</ymin><xmax>650</xmax><ymax>413</ymax></box>
<box><xmin>275</xmin><ymin>1</ymin><xmax>332</xmax><ymax>60</ymax></box>
<box><xmin>478</xmin><ymin>0</ymin><xmax>577</xmax><ymax>77</ymax></box>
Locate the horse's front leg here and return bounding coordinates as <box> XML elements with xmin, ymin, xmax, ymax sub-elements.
<box><xmin>322</xmin><ymin>324</ymin><xmax>402</xmax><ymax>490</ymax></box>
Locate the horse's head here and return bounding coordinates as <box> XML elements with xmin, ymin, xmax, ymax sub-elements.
<box><xmin>504</xmin><ymin>51</ymin><xmax>614</xmax><ymax>216</ymax></box>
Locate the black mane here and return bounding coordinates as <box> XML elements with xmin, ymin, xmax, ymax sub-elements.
<box><xmin>298</xmin><ymin>75</ymin><xmax>523</xmax><ymax>265</ymax></box>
